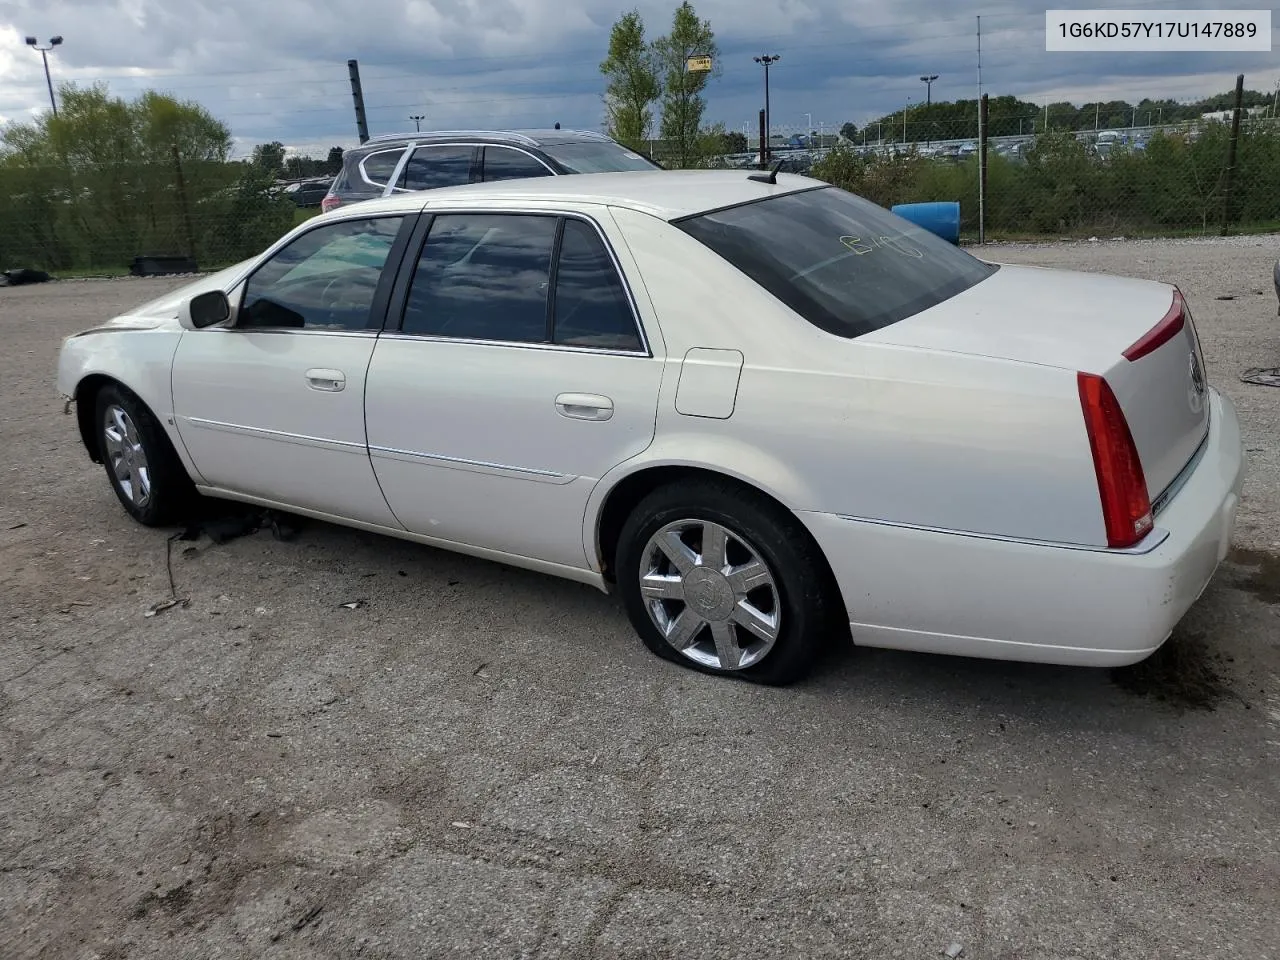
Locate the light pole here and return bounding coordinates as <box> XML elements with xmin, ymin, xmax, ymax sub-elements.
<box><xmin>409</xmin><ymin>114</ymin><xmax>425</xmax><ymax>132</ymax></box>
<box><xmin>24</xmin><ymin>35</ymin><xmax>62</xmax><ymax>118</ymax></box>
<box><xmin>754</xmin><ymin>55</ymin><xmax>780</xmax><ymax>162</ymax></box>
<box><xmin>920</xmin><ymin>74</ymin><xmax>938</xmax><ymax>145</ymax></box>
<box><xmin>919</xmin><ymin>74</ymin><xmax>938</xmax><ymax>105</ymax></box>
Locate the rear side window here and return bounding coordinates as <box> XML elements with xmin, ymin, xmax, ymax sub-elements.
<box><xmin>360</xmin><ymin>149</ymin><xmax>405</xmax><ymax>187</ymax></box>
<box><xmin>676</xmin><ymin>186</ymin><xmax>997</xmax><ymax>338</ymax></box>
<box><xmin>482</xmin><ymin>146</ymin><xmax>553</xmax><ymax>182</ymax></box>
<box><xmin>399</xmin><ymin>145</ymin><xmax>475</xmax><ymax>190</ymax></box>
<box><xmin>553</xmin><ymin>220</ymin><xmax>640</xmax><ymax>351</ymax></box>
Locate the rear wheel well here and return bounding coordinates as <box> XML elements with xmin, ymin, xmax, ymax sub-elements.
<box><xmin>595</xmin><ymin>466</ymin><xmax>845</xmax><ymax>610</ymax></box>
<box><xmin>74</xmin><ymin>374</ymin><xmax>118</xmax><ymax>462</ymax></box>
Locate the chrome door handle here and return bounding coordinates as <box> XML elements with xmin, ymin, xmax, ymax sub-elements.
<box><xmin>555</xmin><ymin>393</ymin><xmax>614</xmax><ymax>421</ymax></box>
<box><xmin>305</xmin><ymin>368</ymin><xmax>346</xmax><ymax>392</ymax></box>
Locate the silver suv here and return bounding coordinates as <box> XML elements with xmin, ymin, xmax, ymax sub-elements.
<box><xmin>321</xmin><ymin>128</ymin><xmax>661</xmax><ymax>213</ymax></box>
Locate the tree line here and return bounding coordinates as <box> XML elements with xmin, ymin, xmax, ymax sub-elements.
<box><xmin>846</xmin><ymin>87</ymin><xmax>1279</xmax><ymax>144</ymax></box>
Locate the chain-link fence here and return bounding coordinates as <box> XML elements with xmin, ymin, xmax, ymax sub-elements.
<box><xmin>3</xmin><ymin>111</ymin><xmax>1277</xmax><ymax>275</ymax></box>
<box><xmin>692</xmin><ymin>110</ymin><xmax>1280</xmax><ymax>240</ymax></box>
<box><xmin>0</xmin><ymin>156</ymin><xmax>304</xmax><ymax>274</ymax></box>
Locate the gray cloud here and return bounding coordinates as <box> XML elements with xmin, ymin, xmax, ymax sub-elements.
<box><xmin>2</xmin><ymin>0</ymin><xmax>1276</xmax><ymax>152</ymax></box>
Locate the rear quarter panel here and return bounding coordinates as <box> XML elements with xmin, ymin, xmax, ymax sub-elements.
<box><xmin>601</xmin><ymin>205</ymin><xmax>1107</xmax><ymax>547</ymax></box>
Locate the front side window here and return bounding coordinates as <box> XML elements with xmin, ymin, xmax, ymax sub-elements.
<box><xmin>399</xmin><ymin>213</ymin><xmax>644</xmax><ymax>351</ymax></box>
<box><xmin>482</xmin><ymin>146</ymin><xmax>553</xmax><ymax>182</ymax></box>
<box><xmin>399</xmin><ymin>145</ymin><xmax>475</xmax><ymax>191</ymax></box>
<box><xmin>539</xmin><ymin>140</ymin><xmax>662</xmax><ymax>173</ymax></box>
<box><xmin>402</xmin><ymin>214</ymin><xmax>557</xmax><ymax>342</ymax></box>
<box><xmin>676</xmin><ymin>186</ymin><xmax>997</xmax><ymax>338</ymax></box>
<box><xmin>239</xmin><ymin>217</ymin><xmax>404</xmax><ymax>331</ymax></box>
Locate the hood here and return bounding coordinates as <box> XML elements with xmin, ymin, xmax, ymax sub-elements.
<box><xmin>125</xmin><ymin>258</ymin><xmax>257</xmax><ymax>321</ymax></box>
<box><xmin>68</xmin><ymin>258</ymin><xmax>256</xmax><ymax>337</ymax></box>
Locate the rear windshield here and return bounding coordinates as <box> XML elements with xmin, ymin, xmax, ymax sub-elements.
<box><xmin>675</xmin><ymin>186</ymin><xmax>997</xmax><ymax>338</ymax></box>
<box><xmin>539</xmin><ymin>141</ymin><xmax>661</xmax><ymax>174</ymax></box>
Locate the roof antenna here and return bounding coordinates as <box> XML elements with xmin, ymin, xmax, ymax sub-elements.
<box><xmin>554</xmin><ymin>122</ymin><xmax>561</xmax><ymax>129</ymax></box>
<box><xmin>747</xmin><ymin>158</ymin><xmax>784</xmax><ymax>184</ymax></box>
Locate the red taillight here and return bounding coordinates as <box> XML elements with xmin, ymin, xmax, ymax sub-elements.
<box><xmin>320</xmin><ymin>194</ymin><xmax>341</xmax><ymax>213</ymax></box>
<box><xmin>1123</xmin><ymin>289</ymin><xmax>1185</xmax><ymax>361</ymax></box>
<box><xmin>1078</xmin><ymin>372</ymin><xmax>1153</xmax><ymax>548</ymax></box>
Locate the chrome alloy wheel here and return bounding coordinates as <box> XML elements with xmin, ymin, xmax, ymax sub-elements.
<box><xmin>102</xmin><ymin>404</ymin><xmax>152</xmax><ymax>508</ymax></box>
<box><xmin>638</xmin><ymin>519</ymin><xmax>781</xmax><ymax>671</ymax></box>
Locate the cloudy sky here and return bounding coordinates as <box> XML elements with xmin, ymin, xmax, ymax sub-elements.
<box><xmin>1</xmin><ymin>0</ymin><xmax>1276</xmax><ymax>156</ymax></box>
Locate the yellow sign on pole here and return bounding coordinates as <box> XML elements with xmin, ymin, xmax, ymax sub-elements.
<box><xmin>686</xmin><ymin>55</ymin><xmax>713</xmax><ymax>72</ymax></box>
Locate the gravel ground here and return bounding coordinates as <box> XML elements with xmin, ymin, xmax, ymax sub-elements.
<box><xmin>2</xmin><ymin>237</ymin><xmax>1279</xmax><ymax>960</ymax></box>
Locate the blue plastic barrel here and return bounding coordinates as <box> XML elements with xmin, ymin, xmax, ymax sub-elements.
<box><xmin>891</xmin><ymin>201</ymin><xmax>961</xmax><ymax>244</ymax></box>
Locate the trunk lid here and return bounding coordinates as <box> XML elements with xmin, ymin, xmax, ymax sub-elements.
<box><xmin>866</xmin><ymin>262</ymin><xmax>1210</xmax><ymax>505</ymax></box>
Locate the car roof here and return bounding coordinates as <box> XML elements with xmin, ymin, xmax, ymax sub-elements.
<box><xmin>320</xmin><ymin>170</ymin><xmax>822</xmax><ymax>222</ymax></box>
<box><xmin>355</xmin><ymin>128</ymin><xmax>617</xmax><ymax>150</ymax></box>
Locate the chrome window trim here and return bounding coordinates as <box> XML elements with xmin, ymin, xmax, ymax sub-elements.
<box><xmin>359</xmin><ymin>147</ymin><xmax>411</xmax><ymax>188</ymax></box>
<box><xmin>379</xmin><ymin>142</ymin><xmax>556</xmax><ymax>196</ymax></box>
<box><xmin>393</xmin><ymin>208</ymin><xmax>652</xmax><ymax>358</ymax></box>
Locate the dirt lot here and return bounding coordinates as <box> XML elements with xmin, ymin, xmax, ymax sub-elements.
<box><xmin>2</xmin><ymin>237</ymin><xmax>1279</xmax><ymax>959</ymax></box>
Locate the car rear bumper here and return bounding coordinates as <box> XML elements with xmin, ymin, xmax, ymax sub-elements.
<box><xmin>799</xmin><ymin>387</ymin><xmax>1245</xmax><ymax>667</ymax></box>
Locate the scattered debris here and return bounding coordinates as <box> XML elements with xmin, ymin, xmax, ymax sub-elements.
<box><xmin>58</xmin><ymin>600</ymin><xmax>93</xmax><ymax>614</ymax></box>
<box><xmin>1240</xmin><ymin>367</ymin><xmax>1280</xmax><ymax>388</ymax></box>
<box><xmin>473</xmin><ymin>662</ymin><xmax>490</xmax><ymax>677</ymax></box>
<box><xmin>1</xmin><ymin>267</ymin><xmax>51</xmax><ymax>286</ymax></box>
<box><xmin>944</xmin><ymin>943</ymin><xmax>964</xmax><ymax>958</ymax></box>
<box><xmin>339</xmin><ymin>599</ymin><xmax>368</xmax><ymax>610</ymax></box>
<box><xmin>144</xmin><ymin>598</ymin><xmax>187</xmax><ymax>618</ymax></box>
<box><xmin>7</xmin><ymin>522</ymin><xmax>26</xmax><ymax>530</ymax></box>
<box><xmin>451</xmin><ymin>821</ymin><xmax>473</xmax><ymax>829</ymax></box>
<box><xmin>1215</xmin><ymin>294</ymin><xmax>1235</xmax><ymax>300</ymax></box>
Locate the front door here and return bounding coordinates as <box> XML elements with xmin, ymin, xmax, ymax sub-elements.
<box><xmin>171</xmin><ymin>213</ymin><xmax>413</xmax><ymax>527</ymax></box>
<box><xmin>364</xmin><ymin>210</ymin><xmax>663</xmax><ymax>569</ymax></box>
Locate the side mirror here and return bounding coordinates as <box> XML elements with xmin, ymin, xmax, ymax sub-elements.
<box><xmin>188</xmin><ymin>290</ymin><xmax>231</xmax><ymax>329</ymax></box>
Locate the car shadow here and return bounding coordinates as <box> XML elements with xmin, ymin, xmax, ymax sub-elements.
<box><xmin>180</xmin><ymin>502</ymin><xmax>1267</xmax><ymax>735</ymax></box>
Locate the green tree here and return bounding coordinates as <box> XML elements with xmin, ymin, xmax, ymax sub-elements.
<box><xmin>653</xmin><ymin>1</ymin><xmax>719</xmax><ymax>167</ymax></box>
<box><xmin>326</xmin><ymin>146</ymin><xmax>344</xmax><ymax>174</ymax></box>
<box><xmin>252</xmin><ymin>140</ymin><xmax>286</xmax><ymax>173</ymax></box>
<box><xmin>0</xmin><ymin>81</ymin><xmax>288</xmax><ymax>272</ymax></box>
<box><xmin>600</xmin><ymin>10</ymin><xmax>660</xmax><ymax>151</ymax></box>
<box><xmin>724</xmin><ymin>130</ymin><xmax>748</xmax><ymax>152</ymax></box>
<box><xmin>839</xmin><ymin>122</ymin><xmax>858</xmax><ymax>141</ymax></box>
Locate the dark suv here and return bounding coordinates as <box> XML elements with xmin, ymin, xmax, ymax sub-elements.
<box><xmin>321</xmin><ymin>129</ymin><xmax>661</xmax><ymax>213</ymax></box>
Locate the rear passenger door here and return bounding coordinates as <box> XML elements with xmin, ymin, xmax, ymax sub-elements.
<box><xmin>363</xmin><ymin>209</ymin><xmax>664</xmax><ymax>570</ymax></box>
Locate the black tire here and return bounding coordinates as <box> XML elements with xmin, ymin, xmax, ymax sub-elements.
<box><xmin>615</xmin><ymin>478</ymin><xmax>841</xmax><ymax>686</ymax></box>
<box><xmin>93</xmin><ymin>383</ymin><xmax>196</xmax><ymax>527</ymax></box>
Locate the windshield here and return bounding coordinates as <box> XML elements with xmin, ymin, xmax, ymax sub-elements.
<box><xmin>540</xmin><ymin>140</ymin><xmax>661</xmax><ymax>174</ymax></box>
<box><xmin>675</xmin><ymin>186</ymin><xmax>997</xmax><ymax>338</ymax></box>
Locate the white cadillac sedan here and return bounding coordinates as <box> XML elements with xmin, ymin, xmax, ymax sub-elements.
<box><xmin>56</xmin><ymin>171</ymin><xmax>1245</xmax><ymax>685</ymax></box>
